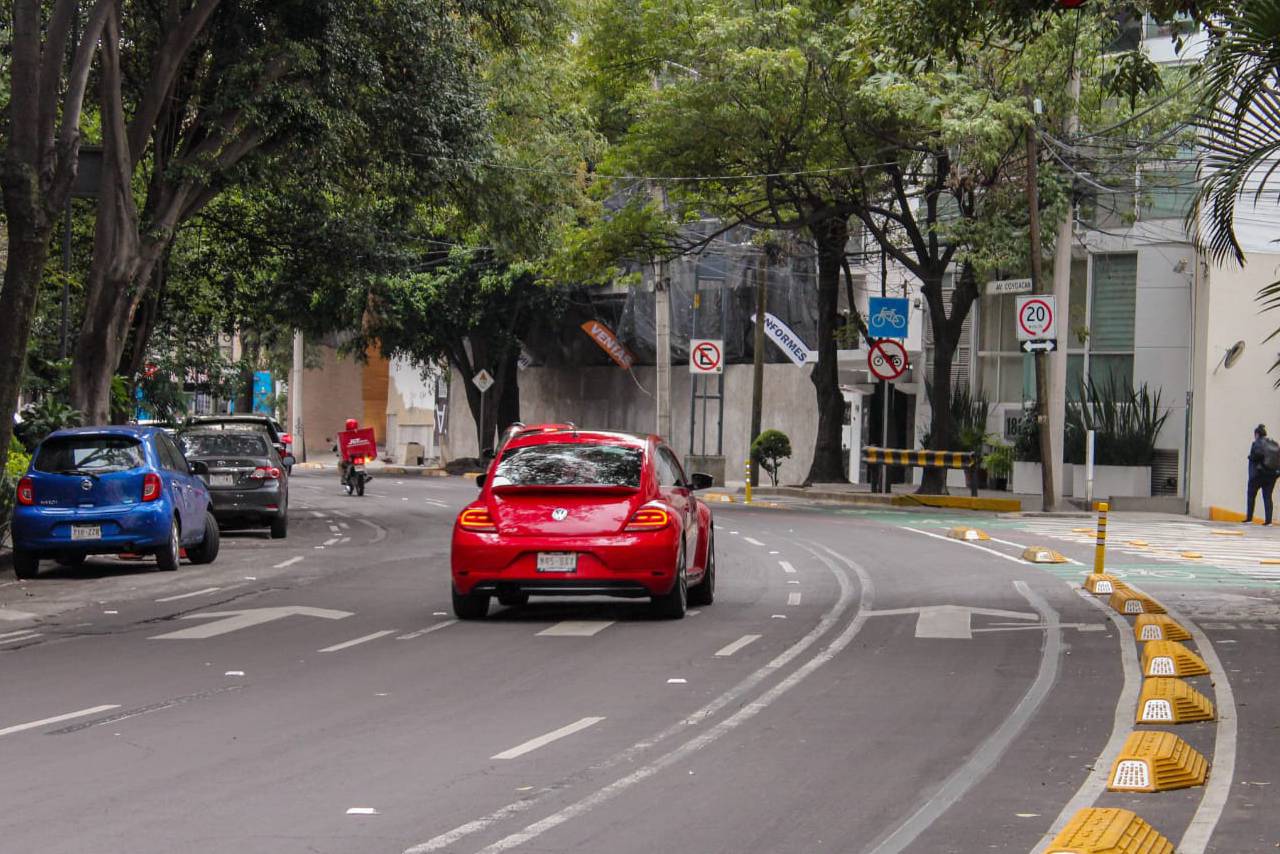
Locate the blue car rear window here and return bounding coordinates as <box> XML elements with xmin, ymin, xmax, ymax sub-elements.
<box><xmin>492</xmin><ymin>443</ymin><xmax>643</xmax><ymax>488</ymax></box>
<box><xmin>34</xmin><ymin>436</ymin><xmax>145</xmax><ymax>474</ymax></box>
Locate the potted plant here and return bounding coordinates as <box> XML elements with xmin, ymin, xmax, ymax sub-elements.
<box><xmin>982</xmin><ymin>442</ymin><xmax>1014</xmax><ymax>491</ymax></box>
<box><xmin>751</xmin><ymin>429</ymin><xmax>792</xmax><ymax>487</ymax></box>
<box><xmin>1069</xmin><ymin>377</ymin><xmax>1169</xmax><ymax>498</ymax></box>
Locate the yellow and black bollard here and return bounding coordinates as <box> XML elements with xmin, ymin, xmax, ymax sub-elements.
<box><xmin>744</xmin><ymin>458</ymin><xmax>753</xmax><ymax>505</ymax></box>
<box><xmin>1084</xmin><ymin>500</ymin><xmax>1122</xmax><ymax>595</ymax></box>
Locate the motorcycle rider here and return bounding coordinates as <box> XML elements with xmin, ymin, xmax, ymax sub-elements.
<box><xmin>336</xmin><ymin>418</ymin><xmax>361</xmax><ymax>485</ymax></box>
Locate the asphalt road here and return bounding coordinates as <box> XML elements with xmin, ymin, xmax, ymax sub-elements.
<box><xmin>1</xmin><ymin>471</ymin><xmax>1275</xmax><ymax>853</ymax></box>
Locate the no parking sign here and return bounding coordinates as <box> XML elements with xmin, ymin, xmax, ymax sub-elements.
<box><xmin>689</xmin><ymin>339</ymin><xmax>724</xmax><ymax>374</ymax></box>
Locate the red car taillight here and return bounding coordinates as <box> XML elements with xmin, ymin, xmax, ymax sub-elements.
<box><xmin>250</xmin><ymin>466</ymin><xmax>282</xmax><ymax>480</ymax></box>
<box><xmin>459</xmin><ymin>507</ymin><xmax>496</xmax><ymax>531</ymax></box>
<box><xmin>16</xmin><ymin>477</ymin><xmax>34</xmax><ymax>506</ymax></box>
<box><xmin>142</xmin><ymin>472</ymin><xmax>162</xmax><ymax>502</ymax></box>
<box><xmin>625</xmin><ymin>506</ymin><xmax>671</xmax><ymax>531</ymax></box>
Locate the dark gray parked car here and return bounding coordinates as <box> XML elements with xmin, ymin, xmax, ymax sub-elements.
<box><xmin>178</xmin><ymin>431</ymin><xmax>291</xmax><ymax>538</ymax></box>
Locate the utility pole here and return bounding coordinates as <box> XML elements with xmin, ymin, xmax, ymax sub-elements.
<box><xmin>1026</xmin><ymin>93</ymin><xmax>1057</xmax><ymax>510</ymax></box>
<box><xmin>1048</xmin><ymin>70</ymin><xmax>1081</xmax><ymax>510</ymax></box>
<box><xmin>749</xmin><ymin>250</ymin><xmax>767</xmax><ymax>488</ymax></box>
<box><xmin>291</xmin><ymin>330</ymin><xmax>305</xmax><ymax>462</ymax></box>
<box><xmin>655</xmin><ymin>239</ymin><xmax>672</xmax><ymax>441</ymax></box>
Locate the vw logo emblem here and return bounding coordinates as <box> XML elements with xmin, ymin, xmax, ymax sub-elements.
<box><xmin>80</xmin><ymin>478</ymin><xmax>93</xmax><ymax>491</ymax></box>
<box><xmin>551</xmin><ymin>508</ymin><xmax>568</xmax><ymax>521</ymax></box>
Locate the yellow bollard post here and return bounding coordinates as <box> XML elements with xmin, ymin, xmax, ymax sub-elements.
<box><xmin>744</xmin><ymin>458</ymin><xmax>753</xmax><ymax>505</ymax></box>
<box><xmin>1093</xmin><ymin>501</ymin><xmax>1109</xmax><ymax>575</ymax></box>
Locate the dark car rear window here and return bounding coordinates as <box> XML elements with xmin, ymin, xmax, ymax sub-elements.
<box><xmin>180</xmin><ymin>433</ymin><xmax>270</xmax><ymax>458</ymax></box>
<box><xmin>492</xmin><ymin>443</ymin><xmax>643</xmax><ymax>488</ymax></box>
<box><xmin>34</xmin><ymin>436</ymin><xmax>145</xmax><ymax>474</ymax></box>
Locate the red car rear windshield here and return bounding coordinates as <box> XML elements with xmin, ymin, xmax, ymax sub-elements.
<box><xmin>492</xmin><ymin>443</ymin><xmax>643</xmax><ymax>488</ymax></box>
<box><xmin>34</xmin><ymin>436</ymin><xmax>145</xmax><ymax>474</ymax></box>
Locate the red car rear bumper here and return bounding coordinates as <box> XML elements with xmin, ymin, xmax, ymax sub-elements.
<box><xmin>451</xmin><ymin>527</ymin><xmax>681</xmax><ymax>597</ymax></box>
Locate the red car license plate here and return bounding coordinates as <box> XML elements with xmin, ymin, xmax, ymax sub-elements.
<box><xmin>536</xmin><ymin>552</ymin><xmax>577</xmax><ymax>573</ymax></box>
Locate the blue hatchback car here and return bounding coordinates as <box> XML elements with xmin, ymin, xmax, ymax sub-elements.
<box><xmin>11</xmin><ymin>426</ymin><xmax>220</xmax><ymax>579</ymax></box>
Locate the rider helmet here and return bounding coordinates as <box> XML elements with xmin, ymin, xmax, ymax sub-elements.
<box><xmin>344</xmin><ymin>418</ymin><xmax>358</xmax><ymax>431</ymax></box>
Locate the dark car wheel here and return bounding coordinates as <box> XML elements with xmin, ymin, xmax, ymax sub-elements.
<box><xmin>12</xmin><ymin>549</ymin><xmax>39</xmax><ymax>580</ymax></box>
<box><xmin>56</xmin><ymin>554</ymin><xmax>87</xmax><ymax>569</ymax></box>
<box><xmin>653</xmin><ymin>546</ymin><xmax>688</xmax><ymax>619</ymax></box>
<box><xmin>187</xmin><ymin>512</ymin><xmax>220</xmax><ymax>565</ymax></box>
<box><xmin>270</xmin><ymin>509</ymin><xmax>288</xmax><ymax>539</ymax></box>
<box><xmin>688</xmin><ymin>530</ymin><xmax>715</xmax><ymax>607</ymax></box>
<box><xmin>155</xmin><ymin>518</ymin><xmax>182</xmax><ymax>571</ymax></box>
<box><xmin>452</xmin><ymin>586</ymin><xmax>490</xmax><ymax>620</ymax></box>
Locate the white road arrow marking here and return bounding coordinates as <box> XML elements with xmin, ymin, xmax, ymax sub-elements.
<box><xmin>149</xmin><ymin>606</ymin><xmax>353</xmax><ymax>640</ymax></box>
<box><xmin>866</xmin><ymin>605</ymin><xmax>1038</xmax><ymax>639</ymax></box>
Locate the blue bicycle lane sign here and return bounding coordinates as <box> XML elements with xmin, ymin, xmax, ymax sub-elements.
<box><xmin>867</xmin><ymin>297</ymin><xmax>910</xmax><ymax>340</ymax></box>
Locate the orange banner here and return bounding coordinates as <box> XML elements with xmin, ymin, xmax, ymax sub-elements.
<box><xmin>580</xmin><ymin>320</ymin><xmax>635</xmax><ymax>369</ymax></box>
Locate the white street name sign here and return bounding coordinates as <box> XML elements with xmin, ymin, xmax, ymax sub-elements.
<box><xmin>987</xmin><ymin>278</ymin><xmax>1033</xmax><ymax>295</ymax></box>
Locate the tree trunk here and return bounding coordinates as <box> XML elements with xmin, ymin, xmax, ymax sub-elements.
<box><xmin>0</xmin><ymin>217</ymin><xmax>53</xmax><ymax>458</ymax></box>
<box><xmin>920</xmin><ymin>326</ymin><xmax>957</xmax><ymax>495</ymax></box>
<box><xmin>496</xmin><ymin>351</ymin><xmax>521</xmax><ymax>434</ymax></box>
<box><xmin>804</xmin><ymin>216</ymin><xmax>850</xmax><ymax>485</ymax></box>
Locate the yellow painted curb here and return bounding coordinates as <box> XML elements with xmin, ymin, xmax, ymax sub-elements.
<box><xmin>1043</xmin><ymin>807</ymin><xmax>1174</xmax><ymax>853</ymax></box>
<box><xmin>462</xmin><ymin>472</ymin><xmax>482</xmax><ymax>481</ymax></box>
<box><xmin>1023</xmin><ymin>546</ymin><xmax>1069</xmax><ymax>563</ymax></box>
<box><xmin>1136</xmin><ymin>678</ymin><xmax>1215</xmax><ymax>724</ymax></box>
<box><xmin>1133</xmin><ymin>614</ymin><xmax>1190</xmax><ymax>642</ymax></box>
<box><xmin>1109</xmin><ymin>588</ymin><xmax>1166</xmax><ymax>616</ymax></box>
<box><xmin>1209</xmin><ymin>505</ymin><xmax>1272</xmax><ymax>524</ymax></box>
<box><xmin>703</xmin><ymin>492</ymin><xmax>735</xmax><ymax>503</ymax></box>
<box><xmin>1142</xmin><ymin>640</ymin><xmax>1209</xmax><ymax>677</ymax></box>
<box><xmin>891</xmin><ymin>494</ymin><xmax>1022</xmax><ymax>512</ymax></box>
<box><xmin>1261</xmin><ymin>559</ymin><xmax>1280</xmax><ymax>566</ymax></box>
<box><xmin>1107</xmin><ymin>731</ymin><xmax>1208</xmax><ymax>792</ymax></box>
<box><xmin>947</xmin><ymin>526</ymin><xmax>990</xmax><ymax>542</ymax></box>
<box><xmin>1210</xmin><ymin>528</ymin><xmax>1245</xmax><ymax>536</ymax></box>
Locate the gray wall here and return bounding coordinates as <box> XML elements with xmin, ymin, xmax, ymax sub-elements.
<box><xmin>442</xmin><ymin>363</ymin><xmax>822</xmax><ymax>486</ymax></box>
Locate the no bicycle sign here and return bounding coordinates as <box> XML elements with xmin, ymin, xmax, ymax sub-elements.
<box><xmin>868</xmin><ymin>339</ymin><xmax>909</xmax><ymax>382</ymax></box>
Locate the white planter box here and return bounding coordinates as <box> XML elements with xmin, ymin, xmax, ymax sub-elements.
<box><xmin>1073</xmin><ymin>465</ymin><xmax>1151</xmax><ymax>500</ymax></box>
<box><xmin>1011</xmin><ymin>461</ymin><xmax>1077</xmax><ymax>496</ymax></box>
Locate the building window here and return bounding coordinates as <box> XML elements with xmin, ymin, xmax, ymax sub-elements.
<box><xmin>1138</xmin><ymin>158</ymin><xmax>1197</xmax><ymax>221</ymax></box>
<box><xmin>1086</xmin><ymin>253</ymin><xmax>1137</xmax><ymax>393</ymax></box>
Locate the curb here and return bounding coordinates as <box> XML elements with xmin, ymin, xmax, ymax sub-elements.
<box><xmin>751</xmin><ymin>486</ymin><xmax>1021</xmax><ymax>513</ymax></box>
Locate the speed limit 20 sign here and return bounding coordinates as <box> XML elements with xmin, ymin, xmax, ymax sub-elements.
<box><xmin>1015</xmin><ymin>295</ymin><xmax>1056</xmax><ymax>341</ymax></box>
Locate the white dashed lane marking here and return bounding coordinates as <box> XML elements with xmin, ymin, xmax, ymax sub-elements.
<box><xmin>274</xmin><ymin>557</ymin><xmax>303</xmax><ymax>569</ymax></box>
<box><xmin>779</xmin><ymin>561</ymin><xmax>797</xmax><ymax>574</ymax></box>
<box><xmin>0</xmin><ymin>705</ymin><xmax>121</xmax><ymax>738</ymax></box>
<box><xmin>788</xmin><ymin>592</ymin><xmax>802</xmax><ymax>606</ymax></box>
<box><xmin>537</xmin><ymin>621</ymin><xmax>614</xmax><ymax>637</ymax></box>
<box><xmin>743</xmin><ymin>537</ymin><xmax>765</xmax><ymax>546</ymax></box>
<box><xmin>155</xmin><ymin>587</ymin><xmax>221</xmax><ymax>603</ymax></box>
<box><xmin>715</xmin><ymin>634</ymin><xmax>761</xmax><ymax>657</ymax></box>
<box><xmin>318</xmin><ymin>630</ymin><xmax>397</xmax><ymax>653</ymax></box>
<box><xmin>397</xmin><ymin>621</ymin><xmax>458</xmax><ymax>640</ymax></box>
<box><xmin>491</xmin><ymin>717</ymin><xmax>606</xmax><ymax>760</ymax></box>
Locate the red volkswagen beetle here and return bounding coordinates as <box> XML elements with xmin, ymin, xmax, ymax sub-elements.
<box><xmin>450</xmin><ymin>427</ymin><xmax>716</xmax><ymax>620</ymax></box>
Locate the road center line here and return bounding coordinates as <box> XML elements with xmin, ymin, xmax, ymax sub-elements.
<box><xmin>323</xmin><ymin>537</ymin><xmax>340</xmax><ymax>546</ymax></box>
<box><xmin>468</xmin><ymin>546</ymin><xmax>873</xmax><ymax>853</ymax></box>
<box><xmin>273</xmin><ymin>557</ymin><xmax>303</xmax><ymax>569</ymax></box>
<box><xmin>536</xmin><ymin>621</ymin><xmax>614</xmax><ymax>637</ymax></box>
<box><xmin>403</xmin><ymin>542</ymin><xmax>858</xmax><ymax>854</ymax></box>
<box><xmin>318</xmin><ymin>630</ymin><xmax>397</xmax><ymax>653</ymax></box>
<box><xmin>397</xmin><ymin>620</ymin><xmax>458</xmax><ymax>640</ymax></box>
<box><xmin>779</xmin><ymin>561</ymin><xmax>797</xmax><ymax>574</ymax></box>
<box><xmin>0</xmin><ymin>705</ymin><xmax>121</xmax><ymax>738</ymax></box>
<box><xmin>714</xmin><ymin>634</ymin><xmax>761</xmax><ymax>657</ymax></box>
<box><xmin>0</xmin><ymin>631</ymin><xmax>41</xmax><ymax>646</ymax></box>
<box><xmin>743</xmin><ymin>537</ymin><xmax>765</xmax><ymax>546</ymax></box>
<box><xmin>155</xmin><ymin>587</ymin><xmax>221</xmax><ymax>603</ymax></box>
<box><xmin>491</xmin><ymin>717</ymin><xmax>606</xmax><ymax>760</ymax></box>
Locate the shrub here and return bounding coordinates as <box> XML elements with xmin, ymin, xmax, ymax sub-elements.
<box><xmin>1066</xmin><ymin>377</ymin><xmax>1169</xmax><ymax>466</ymax></box>
<box><xmin>751</xmin><ymin>429</ymin><xmax>792</xmax><ymax>487</ymax></box>
<box><xmin>1</xmin><ymin>437</ymin><xmax>32</xmax><ymax>547</ymax></box>
<box><xmin>982</xmin><ymin>442</ymin><xmax>1014</xmax><ymax>479</ymax></box>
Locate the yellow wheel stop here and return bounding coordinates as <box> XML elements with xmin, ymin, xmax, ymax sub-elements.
<box><xmin>1024</xmin><ymin>546</ymin><xmax>1069</xmax><ymax>563</ymax></box>
<box><xmin>1041</xmin><ymin>807</ymin><xmax>1173</xmax><ymax>854</ymax></box>
<box><xmin>1135</xmin><ymin>677</ymin><xmax>1215</xmax><ymax>724</ymax></box>
<box><xmin>1133</xmin><ymin>614</ymin><xmax>1190</xmax><ymax>642</ymax></box>
<box><xmin>1083</xmin><ymin>573</ymin><xmax>1122</xmax><ymax>595</ymax></box>
<box><xmin>1107</xmin><ymin>731</ymin><xmax>1208</xmax><ymax>792</ymax></box>
<box><xmin>947</xmin><ymin>526</ymin><xmax>989</xmax><ymax>542</ymax></box>
<box><xmin>1109</xmin><ymin>588</ymin><xmax>1165</xmax><ymax>615</ymax></box>
<box><xmin>1141</xmin><ymin>640</ymin><xmax>1210</xmax><ymax>677</ymax></box>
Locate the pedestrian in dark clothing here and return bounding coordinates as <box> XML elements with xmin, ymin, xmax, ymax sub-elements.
<box><xmin>1246</xmin><ymin>424</ymin><xmax>1279</xmax><ymax>525</ymax></box>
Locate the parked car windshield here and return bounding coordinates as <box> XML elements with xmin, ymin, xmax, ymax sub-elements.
<box><xmin>34</xmin><ymin>436</ymin><xmax>145</xmax><ymax>474</ymax></box>
<box><xmin>179</xmin><ymin>432</ymin><xmax>270</xmax><ymax>458</ymax></box>
<box><xmin>492</xmin><ymin>443</ymin><xmax>643</xmax><ymax>488</ymax></box>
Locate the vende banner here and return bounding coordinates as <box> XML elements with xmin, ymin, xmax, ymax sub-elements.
<box><xmin>751</xmin><ymin>312</ymin><xmax>817</xmax><ymax>366</ymax></box>
<box><xmin>581</xmin><ymin>320</ymin><xmax>636</xmax><ymax>369</ymax></box>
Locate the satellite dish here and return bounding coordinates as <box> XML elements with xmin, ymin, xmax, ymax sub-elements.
<box><xmin>1224</xmin><ymin>340</ymin><xmax>1246</xmax><ymax>369</ymax></box>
